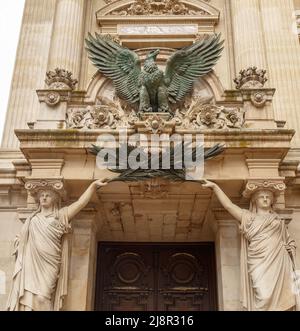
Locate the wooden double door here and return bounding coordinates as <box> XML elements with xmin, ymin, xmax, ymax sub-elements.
<box><xmin>95</xmin><ymin>243</ymin><xmax>218</xmax><ymax>311</ymax></box>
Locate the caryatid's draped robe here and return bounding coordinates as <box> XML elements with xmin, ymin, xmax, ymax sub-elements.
<box><xmin>6</xmin><ymin>207</ymin><xmax>70</xmax><ymax>311</ymax></box>
<box><xmin>240</xmin><ymin>210</ymin><xmax>299</xmax><ymax>311</ymax></box>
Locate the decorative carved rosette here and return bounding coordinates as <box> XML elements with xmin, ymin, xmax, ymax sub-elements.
<box><xmin>45</xmin><ymin>91</ymin><xmax>61</xmax><ymax>107</ymax></box>
<box><xmin>67</xmin><ymin>98</ymin><xmax>134</xmax><ymax>129</ymax></box>
<box><xmin>242</xmin><ymin>180</ymin><xmax>286</xmax><ymax>199</ymax></box>
<box><xmin>234</xmin><ymin>66</ymin><xmax>268</xmax><ymax>90</ymax></box>
<box><xmin>25</xmin><ymin>179</ymin><xmax>66</xmax><ymax>201</ymax></box>
<box><xmin>140</xmin><ymin>114</ymin><xmax>169</xmax><ymax>134</ymax></box>
<box><xmin>45</xmin><ymin>68</ymin><xmax>78</xmax><ymax>90</ymax></box>
<box><xmin>250</xmin><ymin>91</ymin><xmax>267</xmax><ymax>108</ymax></box>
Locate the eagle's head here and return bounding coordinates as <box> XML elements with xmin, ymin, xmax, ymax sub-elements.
<box><xmin>144</xmin><ymin>49</ymin><xmax>160</xmax><ymax>73</ymax></box>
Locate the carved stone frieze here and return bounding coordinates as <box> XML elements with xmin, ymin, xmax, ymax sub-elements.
<box><xmin>67</xmin><ymin>98</ymin><xmax>130</xmax><ymax>129</ymax></box>
<box><xmin>109</xmin><ymin>0</ymin><xmax>210</xmax><ymax>16</ymax></box>
<box><xmin>45</xmin><ymin>68</ymin><xmax>78</xmax><ymax>90</ymax></box>
<box><xmin>66</xmin><ymin>96</ymin><xmax>245</xmax><ymax>132</ymax></box>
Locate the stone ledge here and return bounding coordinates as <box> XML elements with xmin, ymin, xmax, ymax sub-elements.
<box><xmin>15</xmin><ymin>128</ymin><xmax>295</xmax><ymax>145</ymax></box>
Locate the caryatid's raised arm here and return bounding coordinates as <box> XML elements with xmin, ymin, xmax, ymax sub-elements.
<box><xmin>66</xmin><ymin>175</ymin><xmax>118</xmax><ymax>221</ymax></box>
<box><xmin>202</xmin><ymin>180</ymin><xmax>243</xmax><ymax>223</ymax></box>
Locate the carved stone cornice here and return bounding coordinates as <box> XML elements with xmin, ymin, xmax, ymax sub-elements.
<box><xmin>15</xmin><ymin>129</ymin><xmax>295</xmax><ymax>156</ymax></box>
<box><xmin>242</xmin><ymin>180</ymin><xmax>286</xmax><ymax>199</ymax></box>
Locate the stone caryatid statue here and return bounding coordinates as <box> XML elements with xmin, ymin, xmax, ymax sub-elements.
<box><xmin>85</xmin><ymin>33</ymin><xmax>224</xmax><ymax>113</ymax></box>
<box><xmin>6</xmin><ymin>177</ymin><xmax>116</xmax><ymax>311</ymax></box>
<box><xmin>202</xmin><ymin>180</ymin><xmax>300</xmax><ymax>311</ymax></box>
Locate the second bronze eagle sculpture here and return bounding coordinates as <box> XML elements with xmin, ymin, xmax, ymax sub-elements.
<box><xmin>85</xmin><ymin>33</ymin><xmax>224</xmax><ymax>113</ymax></box>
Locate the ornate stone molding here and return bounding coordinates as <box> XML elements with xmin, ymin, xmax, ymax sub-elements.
<box><xmin>134</xmin><ymin>113</ymin><xmax>175</xmax><ymax>134</ymax></box>
<box><xmin>25</xmin><ymin>179</ymin><xmax>66</xmax><ymax>201</ymax></box>
<box><xmin>234</xmin><ymin>67</ymin><xmax>268</xmax><ymax>90</ymax></box>
<box><xmin>45</xmin><ymin>68</ymin><xmax>78</xmax><ymax>90</ymax></box>
<box><xmin>67</xmin><ymin>98</ymin><xmax>135</xmax><ymax>129</ymax></box>
<box><xmin>66</xmin><ymin>96</ymin><xmax>245</xmax><ymax>132</ymax></box>
<box><xmin>250</xmin><ymin>91</ymin><xmax>268</xmax><ymax>108</ymax></box>
<box><xmin>242</xmin><ymin>180</ymin><xmax>286</xmax><ymax>199</ymax></box>
<box><xmin>174</xmin><ymin>97</ymin><xmax>245</xmax><ymax>130</ymax></box>
<box><xmin>37</xmin><ymin>90</ymin><xmax>71</xmax><ymax>108</ymax></box>
<box><xmin>109</xmin><ymin>0</ymin><xmax>210</xmax><ymax>16</ymax></box>
<box><xmin>96</xmin><ymin>0</ymin><xmax>220</xmax><ymax>47</ymax></box>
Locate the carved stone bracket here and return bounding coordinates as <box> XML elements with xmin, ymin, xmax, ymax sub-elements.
<box><xmin>37</xmin><ymin>90</ymin><xmax>71</xmax><ymax>108</ymax></box>
<box><xmin>233</xmin><ymin>67</ymin><xmax>273</xmax><ymax>109</ymax></box>
<box><xmin>34</xmin><ymin>68</ymin><xmax>79</xmax><ymax>110</ymax></box>
<box><xmin>242</xmin><ymin>180</ymin><xmax>286</xmax><ymax>199</ymax></box>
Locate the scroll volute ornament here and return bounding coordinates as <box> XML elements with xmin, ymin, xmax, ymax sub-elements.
<box><xmin>242</xmin><ymin>180</ymin><xmax>286</xmax><ymax>199</ymax></box>
<box><xmin>25</xmin><ymin>179</ymin><xmax>66</xmax><ymax>202</ymax></box>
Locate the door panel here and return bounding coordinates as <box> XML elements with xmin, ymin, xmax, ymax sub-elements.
<box><xmin>95</xmin><ymin>243</ymin><xmax>217</xmax><ymax>311</ymax></box>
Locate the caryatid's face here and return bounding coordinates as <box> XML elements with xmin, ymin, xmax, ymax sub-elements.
<box><xmin>38</xmin><ymin>190</ymin><xmax>57</xmax><ymax>209</ymax></box>
<box><xmin>254</xmin><ymin>190</ymin><xmax>274</xmax><ymax>210</ymax></box>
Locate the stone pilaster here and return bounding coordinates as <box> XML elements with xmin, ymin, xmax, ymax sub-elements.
<box><xmin>47</xmin><ymin>0</ymin><xmax>86</xmax><ymax>81</ymax></box>
<box><xmin>260</xmin><ymin>0</ymin><xmax>300</xmax><ymax>145</ymax></box>
<box><xmin>64</xmin><ymin>210</ymin><xmax>98</xmax><ymax>311</ymax></box>
<box><xmin>230</xmin><ymin>0</ymin><xmax>268</xmax><ymax>71</ymax></box>
<box><xmin>214</xmin><ymin>216</ymin><xmax>241</xmax><ymax>311</ymax></box>
<box><xmin>1</xmin><ymin>0</ymin><xmax>56</xmax><ymax>148</ymax></box>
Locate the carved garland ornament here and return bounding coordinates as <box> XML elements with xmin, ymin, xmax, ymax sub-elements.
<box><xmin>66</xmin><ymin>96</ymin><xmax>245</xmax><ymax>132</ymax></box>
<box><xmin>109</xmin><ymin>0</ymin><xmax>210</xmax><ymax>16</ymax></box>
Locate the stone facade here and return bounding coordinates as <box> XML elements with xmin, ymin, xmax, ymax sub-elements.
<box><xmin>0</xmin><ymin>0</ymin><xmax>300</xmax><ymax>311</ymax></box>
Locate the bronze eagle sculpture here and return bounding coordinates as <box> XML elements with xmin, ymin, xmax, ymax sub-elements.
<box><xmin>85</xmin><ymin>33</ymin><xmax>224</xmax><ymax>113</ymax></box>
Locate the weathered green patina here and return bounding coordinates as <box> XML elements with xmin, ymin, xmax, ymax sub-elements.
<box><xmin>85</xmin><ymin>33</ymin><xmax>224</xmax><ymax>113</ymax></box>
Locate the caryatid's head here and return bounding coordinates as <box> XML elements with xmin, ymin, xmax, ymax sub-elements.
<box><xmin>37</xmin><ymin>189</ymin><xmax>60</xmax><ymax>209</ymax></box>
<box><xmin>251</xmin><ymin>190</ymin><xmax>275</xmax><ymax>212</ymax></box>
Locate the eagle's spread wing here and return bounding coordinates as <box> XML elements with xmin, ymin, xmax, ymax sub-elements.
<box><xmin>165</xmin><ymin>34</ymin><xmax>224</xmax><ymax>103</ymax></box>
<box><xmin>85</xmin><ymin>33</ymin><xmax>141</xmax><ymax>104</ymax></box>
